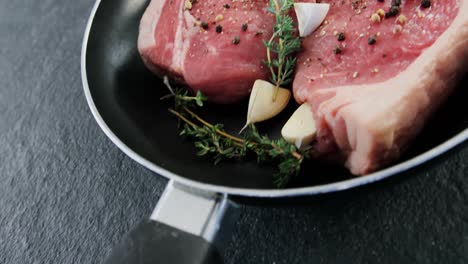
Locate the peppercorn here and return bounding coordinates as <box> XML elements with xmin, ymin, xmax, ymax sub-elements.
<box><xmin>393</xmin><ymin>24</ymin><xmax>403</xmax><ymax>34</ymax></box>
<box><xmin>333</xmin><ymin>46</ymin><xmax>342</xmax><ymax>54</ymax></box>
<box><xmin>223</xmin><ymin>3</ymin><xmax>230</xmax><ymax>8</ymax></box>
<box><xmin>385</xmin><ymin>5</ymin><xmax>400</xmax><ymax>17</ymax></box>
<box><xmin>201</xmin><ymin>21</ymin><xmax>209</xmax><ymax>29</ymax></box>
<box><xmin>216</xmin><ymin>25</ymin><xmax>223</xmax><ymax>33</ymax></box>
<box><xmin>376</xmin><ymin>8</ymin><xmax>386</xmax><ymax>17</ymax></box>
<box><xmin>242</xmin><ymin>23</ymin><xmax>248</xmax><ymax>31</ymax></box>
<box><xmin>371</xmin><ymin>13</ymin><xmax>381</xmax><ymax>23</ymax></box>
<box><xmin>421</xmin><ymin>0</ymin><xmax>431</xmax><ymax>8</ymax></box>
<box><xmin>397</xmin><ymin>14</ymin><xmax>407</xmax><ymax>24</ymax></box>
<box><xmin>233</xmin><ymin>36</ymin><xmax>240</xmax><ymax>45</ymax></box>
<box><xmin>337</xmin><ymin>32</ymin><xmax>346</xmax><ymax>41</ymax></box>
<box><xmin>215</xmin><ymin>14</ymin><xmax>224</xmax><ymax>22</ymax></box>
<box><xmin>368</xmin><ymin>35</ymin><xmax>377</xmax><ymax>45</ymax></box>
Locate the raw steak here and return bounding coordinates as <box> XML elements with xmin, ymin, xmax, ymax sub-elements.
<box><xmin>294</xmin><ymin>0</ymin><xmax>468</xmax><ymax>174</ymax></box>
<box><xmin>138</xmin><ymin>0</ymin><xmax>275</xmax><ymax>103</ymax></box>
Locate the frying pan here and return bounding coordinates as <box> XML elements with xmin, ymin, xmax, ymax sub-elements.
<box><xmin>81</xmin><ymin>0</ymin><xmax>468</xmax><ymax>263</ymax></box>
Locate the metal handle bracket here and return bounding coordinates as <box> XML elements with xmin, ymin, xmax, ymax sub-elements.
<box><xmin>151</xmin><ymin>180</ymin><xmax>238</xmax><ymax>244</ymax></box>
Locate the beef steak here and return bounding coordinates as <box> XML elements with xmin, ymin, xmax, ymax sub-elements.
<box><xmin>138</xmin><ymin>0</ymin><xmax>276</xmax><ymax>103</ymax></box>
<box><xmin>293</xmin><ymin>0</ymin><xmax>468</xmax><ymax>174</ymax></box>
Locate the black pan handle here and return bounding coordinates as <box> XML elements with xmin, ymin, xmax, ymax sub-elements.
<box><xmin>104</xmin><ymin>220</ymin><xmax>222</xmax><ymax>264</ymax></box>
<box><xmin>104</xmin><ymin>181</ymin><xmax>238</xmax><ymax>264</ymax></box>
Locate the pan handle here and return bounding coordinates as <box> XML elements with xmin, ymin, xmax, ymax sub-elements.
<box><xmin>104</xmin><ymin>180</ymin><xmax>239</xmax><ymax>264</ymax></box>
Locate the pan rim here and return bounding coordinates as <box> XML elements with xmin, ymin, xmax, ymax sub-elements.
<box><xmin>81</xmin><ymin>0</ymin><xmax>468</xmax><ymax>197</ymax></box>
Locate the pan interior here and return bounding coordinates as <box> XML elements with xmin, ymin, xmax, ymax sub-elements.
<box><xmin>84</xmin><ymin>0</ymin><xmax>468</xmax><ymax>190</ymax></box>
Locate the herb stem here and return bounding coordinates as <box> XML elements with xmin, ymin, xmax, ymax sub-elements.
<box><xmin>182</xmin><ymin>107</ymin><xmax>245</xmax><ymax>144</ymax></box>
<box><xmin>266</xmin><ymin>32</ymin><xmax>277</xmax><ymax>84</ymax></box>
<box><xmin>291</xmin><ymin>150</ymin><xmax>303</xmax><ymax>160</ymax></box>
<box><xmin>160</xmin><ymin>94</ymin><xmax>174</xmax><ymax>100</ymax></box>
<box><xmin>271</xmin><ymin>142</ymin><xmax>303</xmax><ymax>160</ymax></box>
<box><xmin>180</xmin><ymin>96</ymin><xmax>197</xmax><ymax>101</ymax></box>
<box><xmin>170</xmin><ymin>106</ymin><xmax>245</xmax><ymax>148</ymax></box>
<box><xmin>168</xmin><ymin>108</ymin><xmax>199</xmax><ymax>128</ymax></box>
<box><xmin>273</xmin><ymin>0</ymin><xmax>281</xmax><ymax>10</ymax></box>
<box><xmin>273</xmin><ymin>38</ymin><xmax>285</xmax><ymax>100</ymax></box>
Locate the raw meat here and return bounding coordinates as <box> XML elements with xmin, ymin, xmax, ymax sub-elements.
<box><xmin>294</xmin><ymin>0</ymin><xmax>468</xmax><ymax>174</ymax></box>
<box><xmin>138</xmin><ymin>0</ymin><xmax>275</xmax><ymax>103</ymax></box>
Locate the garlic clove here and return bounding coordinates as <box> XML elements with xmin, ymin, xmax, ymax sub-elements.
<box><xmin>294</xmin><ymin>3</ymin><xmax>330</xmax><ymax>37</ymax></box>
<box><xmin>281</xmin><ymin>103</ymin><xmax>317</xmax><ymax>148</ymax></box>
<box><xmin>242</xmin><ymin>80</ymin><xmax>291</xmax><ymax>131</ymax></box>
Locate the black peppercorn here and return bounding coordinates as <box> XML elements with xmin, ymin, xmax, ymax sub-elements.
<box><xmin>233</xmin><ymin>36</ymin><xmax>240</xmax><ymax>45</ymax></box>
<box><xmin>242</xmin><ymin>23</ymin><xmax>248</xmax><ymax>31</ymax></box>
<box><xmin>201</xmin><ymin>21</ymin><xmax>209</xmax><ymax>29</ymax></box>
<box><xmin>421</xmin><ymin>0</ymin><xmax>431</xmax><ymax>8</ymax></box>
<box><xmin>223</xmin><ymin>4</ymin><xmax>230</xmax><ymax>8</ymax></box>
<box><xmin>337</xmin><ymin>32</ymin><xmax>346</xmax><ymax>41</ymax></box>
<box><xmin>216</xmin><ymin>25</ymin><xmax>223</xmax><ymax>33</ymax></box>
<box><xmin>368</xmin><ymin>35</ymin><xmax>377</xmax><ymax>45</ymax></box>
<box><xmin>385</xmin><ymin>5</ymin><xmax>400</xmax><ymax>17</ymax></box>
<box><xmin>333</xmin><ymin>46</ymin><xmax>342</xmax><ymax>54</ymax></box>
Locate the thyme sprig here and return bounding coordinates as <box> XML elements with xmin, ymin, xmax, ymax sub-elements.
<box><xmin>264</xmin><ymin>0</ymin><xmax>301</xmax><ymax>100</ymax></box>
<box><xmin>169</xmin><ymin>89</ymin><xmax>208</xmax><ymax>108</ymax></box>
<box><xmin>166</xmin><ymin>89</ymin><xmax>306</xmax><ymax>187</ymax></box>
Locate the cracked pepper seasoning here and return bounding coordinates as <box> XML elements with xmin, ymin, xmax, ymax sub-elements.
<box><xmin>337</xmin><ymin>32</ymin><xmax>346</xmax><ymax>41</ymax></box>
<box><xmin>421</xmin><ymin>0</ymin><xmax>431</xmax><ymax>8</ymax></box>
<box><xmin>333</xmin><ymin>46</ymin><xmax>342</xmax><ymax>54</ymax></box>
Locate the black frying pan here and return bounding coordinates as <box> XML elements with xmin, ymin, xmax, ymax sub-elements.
<box><xmin>81</xmin><ymin>0</ymin><xmax>468</xmax><ymax>263</ymax></box>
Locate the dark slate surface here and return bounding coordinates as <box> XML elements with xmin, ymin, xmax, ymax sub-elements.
<box><xmin>0</xmin><ymin>0</ymin><xmax>467</xmax><ymax>263</ymax></box>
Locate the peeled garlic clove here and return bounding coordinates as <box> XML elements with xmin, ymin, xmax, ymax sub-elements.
<box><xmin>281</xmin><ymin>103</ymin><xmax>317</xmax><ymax>148</ymax></box>
<box><xmin>294</xmin><ymin>3</ymin><xmax>330</xmax><ymax>37</ymax></box>
<box><xmin>242</xmin><ymin>80</ymin><xmax>291</xmax><ymax>130</ymax></box>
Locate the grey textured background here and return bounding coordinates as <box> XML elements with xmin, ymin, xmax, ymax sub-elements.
<box><xmin>0</xmin><ymin>0</ymin><xmax>467</xmax><ymax>263</ymax></box>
